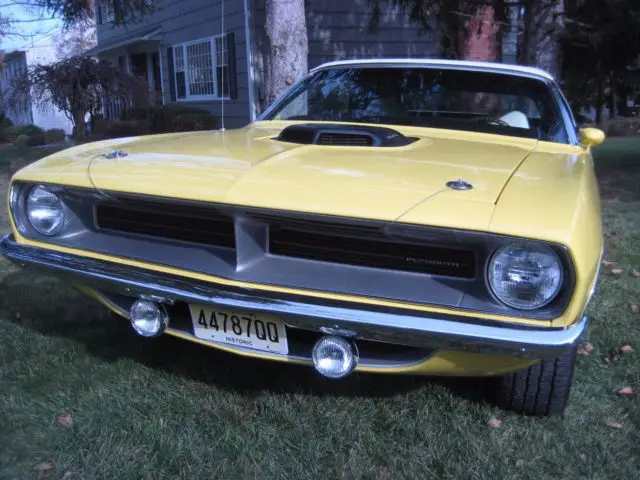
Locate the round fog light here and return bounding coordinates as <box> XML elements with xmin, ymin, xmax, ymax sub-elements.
<box><xmin>312</xmin><ymin>335</ymin><xmax>358</xmax><ymax>378</ymax></box>
<box><xmin>129</xmin><ymin>300</ymin><xmax>168</xmax><ymax>337</ymax></box>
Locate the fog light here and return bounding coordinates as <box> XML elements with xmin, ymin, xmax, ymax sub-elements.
<box><xmin>312</xmin><ymin>335</ymin><xmax>358</xmax><ymax>378</ymax></box>
<box><xmin>129</xmin><ymin>300</ymin><xmax>168</xmax><ymax>337</ymax></box>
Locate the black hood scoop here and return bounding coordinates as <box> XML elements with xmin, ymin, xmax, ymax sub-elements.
<box><xmin>275</xmin><ymin>123</ymin><xmax>416</xmax><ymax>147</ymax></box>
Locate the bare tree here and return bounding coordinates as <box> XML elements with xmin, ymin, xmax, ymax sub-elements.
<box><xmin>54</xmin><ymin>18</ymin><xmax>97</xmax><ymax>59</ymax></box>
<box><xmin>8</xmin><ymin>56</ymin><xmax>149</xmax><ymax>138</ymax></box>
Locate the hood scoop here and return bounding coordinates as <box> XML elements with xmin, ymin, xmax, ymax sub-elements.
<box><xmin>275</xmin><ymin>123</ymin><xmax>416</xmax><ymax>147</ymax></box>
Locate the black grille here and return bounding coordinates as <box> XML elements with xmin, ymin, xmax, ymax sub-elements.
<box><xmin>269</xmin><ymin>227</ymin><xmax>475</xmax><ymax>278</ymax></box>
<box><xmin>95</xmin><ymin>201</ymin><xmax>235</xmax><ymax>248</ymax></box>
<box><xmin>316</xmin><ymin>133</ymin><xmax>373</xmax><ymax>146</ymax></box>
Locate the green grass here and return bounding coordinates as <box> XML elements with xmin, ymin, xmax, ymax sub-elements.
<box><xmin>0</xmin><ymin>145</ymin><xmax>65</xmax><ymax>169</ymax></box>
<box><xmin>593</xmin><ymin>136</ymin><xmax>640</xmax><ymax>171</ymax></box>
<box><xmin>0</xmin><ymin>143</ymin><xmax>639</xmax><ymax>479</ymax></box>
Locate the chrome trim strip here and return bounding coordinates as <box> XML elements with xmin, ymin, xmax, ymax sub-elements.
<box><xmin>309</xmin><ymin>59</ymin><xmax>555</xmax><ymax>81</ymax></box>
<box><xmin>1</xmin><ymin>234</ymin><xmax>587</xmax><ymax>359</ymax></box>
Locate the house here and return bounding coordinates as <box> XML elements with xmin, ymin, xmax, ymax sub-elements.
<box><xmin>1</xmin><ymin>24</ymin><xmax>96</xmax><ymax>134</ymax></box>
<box><xmin>87</xmin><ymin>0</ymin><xmax>449</xmax><ymax>128</ymax></box>
<box><xmin>0</xmin><ymin>34</ymin><xmax>80</xmax><ymax>134</ymax></box>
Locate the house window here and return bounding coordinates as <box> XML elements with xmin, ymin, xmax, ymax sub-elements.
<box><xmin>172</xmin><ymin>34</ymin><xmax>233</xmax><ymax>100</ymax></box>
<box><xmin>99</xmin><ymin>0</ymin><xmax>115</xmax><ymax>24</ymax></box>
<box><xmin>186</xmin><ymin>41</ymin><xmax>214</xmax><ymax>96</ymax></box>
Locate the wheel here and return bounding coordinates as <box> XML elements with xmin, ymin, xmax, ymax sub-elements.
<box><xmin>492</xmin><ymin>346</ymin><xmax>577</xmax><ymax>416</ymax></box>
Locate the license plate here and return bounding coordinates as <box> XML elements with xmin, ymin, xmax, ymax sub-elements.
<box><xmin>188</xmin><ymin>304</ymin><xmax>289</xmax><ymax>355</ymax></box>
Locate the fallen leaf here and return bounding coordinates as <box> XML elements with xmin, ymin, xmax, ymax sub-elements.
<box><xmin>577</xmin><ymin>343</ymin><xmax>594</xmax><ymax>355</ymax></box>
<box><xmin>34</xmin><ymin>461</ymin><xmax>55</xmax><ymax>472</ymax></box>
<box><xmin>56</xmin><ymin>414</ymin><xmax>73</xmax><ymax>429</ymax></box>
<box><xmin>604</xmin><ymin>418</ymin><xmax>624</xmax><ymax>429</ymax></box>
<box><xmin>604</xmin><ymin>356</ymin><xmax>613</xmax><ymax>366</ymax></box>
<box><xmin>631</xmin><ymin>269</ymin><xmax>640</xmax><ymax>277</ymax></box>
<box><xmin>602</xmin><ymin>259</ymin><xmax>617</xmax><ymax>266</ymax></box>
<box><xmin>630</xmin><ymin>303</ymin><xmax>639</xmax><ymax>314</ymax></box>
<box><xmin>515</xmin><ymin>459</ymin><xmax>524</xmax><ymax>467</ymax></box>
<box><xmin>15</xmin><ymin>311</ymin><xmax>21</xmax><ymax>321</ymax></box>
<box><xmin>618</xmin><ymin>386</ymin><xmax>636</xmax><ymax>396</ymax></box>
<box><xmin>620</xmin><ymin>345</ymin><xmax>634</xmax><ymax>354</ymax></box>
<box><xmin>579</xmin><ymin>453</ymin><xmax>587</xmax><ymax>462</ymax></box>
<box><xmin>611</xmin><ymin>268</ymin><xmax>623</xmax><ymax>275</ymax></box>
<box><xmin>486</xmin><ymin>417</ymin><xmax>502</xmax><ymax>428</ymax></box>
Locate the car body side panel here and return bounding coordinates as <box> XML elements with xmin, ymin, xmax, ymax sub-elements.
<box><xmin>489</xmin><ymin>146</ymin><xmax>603</xmax><ymax>327</ymax></box>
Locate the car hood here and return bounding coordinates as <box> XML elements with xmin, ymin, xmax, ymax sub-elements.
<box><xmin>86</xmin><ymin>122</ymin><xmax>538</xmax><ymax>224</ymax></box>
<box><xmin>20</xmin><ymin>122</ymin><xmax>539</xmax><ymax>227</ymax></box>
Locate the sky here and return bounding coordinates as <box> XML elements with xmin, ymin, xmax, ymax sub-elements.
<box><xmin>0</xmin><ymin>3</ymin><xmax>62</xmax><ymax>51</ymax></box>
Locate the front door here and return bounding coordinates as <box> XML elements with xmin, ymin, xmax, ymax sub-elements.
<box><xmin>151</xmin><ymin>52</ymin><xmax>163</xmax><ymax>104</ymax></box>
<box><xmin>129</xmin><ymin>53</ymin><xmax>148</xmax><ymax>78</ymax></box>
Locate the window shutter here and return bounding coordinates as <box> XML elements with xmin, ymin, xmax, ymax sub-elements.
<box><xmin>97</xmin><ymin>3</ymin><xmax>103</xmax><ymax>24</ymax></box>
<box><xmin>226</xmin><ymin>32</ymin><xmax>237</xmax><ymax>99</ymax></box>
<box><xmin>167</xmin><ymin>47</ymin><xmax>176</xmax><ymax>102</ymax></box>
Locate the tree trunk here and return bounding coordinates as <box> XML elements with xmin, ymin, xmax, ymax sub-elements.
<box><xmin>519</xmin><ymin>0</ymin><xmax>534</xmax><ymax>65</ymax></box>
<box><xmin>439</xmin><ymin>0</ymin><xmax>463</xmax><ymax>58</ymax></box>
<box><xmin>461</xmin><ymin>5</ymin><xmax>500</xmax><ymax>61</ymax></box>
<box><xmin>72</xmin><ymin>110</ymin><xmax>86</xmax><ymax>140</ymax></box>
<box><xmin>610</xmin><ymin>73</ymin><xmax>618</xmax><ymax>119</ymax></box>
<box><xmin>595</xmin><ymin>69</ymin><xmax>604</xmax><ymax>125</ymax></box>
<box><xmin>264</xmin><ymin>0</ymin><xmax>308</xmax><ymax>106</ymax></box>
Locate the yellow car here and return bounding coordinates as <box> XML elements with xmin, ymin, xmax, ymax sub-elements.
<box><xmin>1</xmin><ymin>59</ymin><xmax>604</xmax><ymax>416</ymax></box>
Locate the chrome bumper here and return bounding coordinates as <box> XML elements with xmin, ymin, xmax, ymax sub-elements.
<box><xmin>1</xmin><ymin>234</ymin><xmax>587</xmax><ymax>358</ymax></box>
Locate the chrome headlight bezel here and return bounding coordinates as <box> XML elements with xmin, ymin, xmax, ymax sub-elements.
<box><xmin>26</xmin><ymin>185</ymin><xmax>66</xmax><ymax>236</ymax></box>
<box><xmin>9</xmin><ymin>183</ymin><xmax>67</xmax><ymax>237</ymax></box>
<box><xmin>487</xmin><ymin>242</ymin><xmax>566</xmax><ymax>311</ymax></box>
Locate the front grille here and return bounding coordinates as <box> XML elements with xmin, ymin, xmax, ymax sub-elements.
<box><xmin>269</xmin><ymin>227</ymin><xmax>475</xmax><ymax>278</ymax></box>
<box><xmin>95</xmin><ymin>201</ymin><xmax>235</xmax><ymax>248</ymax></box>
<box><xmin>316</xmin><ymin>133</ymin><xmax>373</xmax><ymax>146</ymax></box>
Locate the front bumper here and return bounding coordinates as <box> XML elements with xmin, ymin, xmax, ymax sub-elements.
<box><xmin>1</xmin><ymin>234</ymin><xmax>587</xmax><ymax>359</ymax></box>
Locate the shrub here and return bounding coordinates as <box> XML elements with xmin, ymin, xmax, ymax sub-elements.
<box><xmin>0</xmin><ymin>126</ymin><xmax>16</xmax><ymax>144</ymax></box>
<box><xmin>0</xmin><ymin>113</ymin><xmax>13</xmax><ymax>128</ymax></box>
<box><xmin>106</xmin><ymin>120</ymin><xmax>151</xmax><ymax>138</ymax></box>
<box><xmin>14</xmin><ymin>124</ymin><xmax>44</xmax><ymax>137</ymax></box>
<box><xmin>44</xmin><ymin>128</ymin><xmax>67</xmax><ymax>144</ymax></box>
<box><xmin>121</xmin><ymin>106</ymin><xmax>153</xmax><ymax>122</ymax></box>
<box><xmin>170</xmin><ymin>113</ymin><xmax>212</xmax><ymax>132</ymax></box>
<box><xmin>150</xmin><ymin>104</ymin><xmax>218</xmax><ymax>133</ymax></box>
<box><xmin>605</xmin><ymin>117</ymin><xmax>640</xmax><ymax>137</ymax></box>
<box><xmin>90</xmin><ymin>115</ymin><xmax>111</xmax><ymax>136</ymax></box>
<box><xmin>27</xmin><ymin>132</ymin><xmax>47</xmax><ymax>147</ymax></box>
<box><xmin>14</xmin><ymin>135</ymin><xmax>30</xmax><ymax>147</ymax></box>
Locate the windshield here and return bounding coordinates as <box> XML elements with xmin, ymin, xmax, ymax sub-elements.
<box><xmin>262</xmin><ymin>67</ymin><xmax>569</xmax><ymax>143</ymax></box>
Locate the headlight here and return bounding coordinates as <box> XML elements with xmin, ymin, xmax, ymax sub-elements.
<box><xmin>488</xmin><ymin>243</ymin><xmax>563</xmax><ymax>310</ymax></box>
<box><xmin>26</xmin><ymin>185</ymin><xmax>65</xmax><ymax>236</ymax></box>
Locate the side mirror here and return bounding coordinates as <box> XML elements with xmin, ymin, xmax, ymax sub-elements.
<box><xmin>579</xmin><ymin>128</ymin><xmax>606</xmax><ymax>147</ymax></box>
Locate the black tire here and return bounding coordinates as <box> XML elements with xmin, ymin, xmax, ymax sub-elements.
<box><xmin>492</xmin><ymin>346</ymin><xmax>577</xmax><ymax>416</ymax></box>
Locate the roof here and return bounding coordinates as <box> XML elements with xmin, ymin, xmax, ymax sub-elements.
<box><xmin>84</xmin><ymin>26</ymin><xmax>161</xmax><ymax>56</ymax></box>
<box><xmin>311</xmin><ymin>58</ymin><xmax>554</xmax><ymax>81</ymax></box>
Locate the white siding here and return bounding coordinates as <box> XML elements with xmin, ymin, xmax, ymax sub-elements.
<box><xmin>1</xmin><ymin>35</ymin><xmax>74</xmax><ymax>134</ymax></box>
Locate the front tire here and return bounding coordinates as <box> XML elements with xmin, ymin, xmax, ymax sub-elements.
<box><xmin>492</xmin><ymin>347</ymin><xmax>577</xmax><ymax>416</ymax></box>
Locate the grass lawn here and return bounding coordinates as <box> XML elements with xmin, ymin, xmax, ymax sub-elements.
<box><xmin>0</xmin><ymin>140</ymin><xmax>639</xmax><ymax>479</ymax></box>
